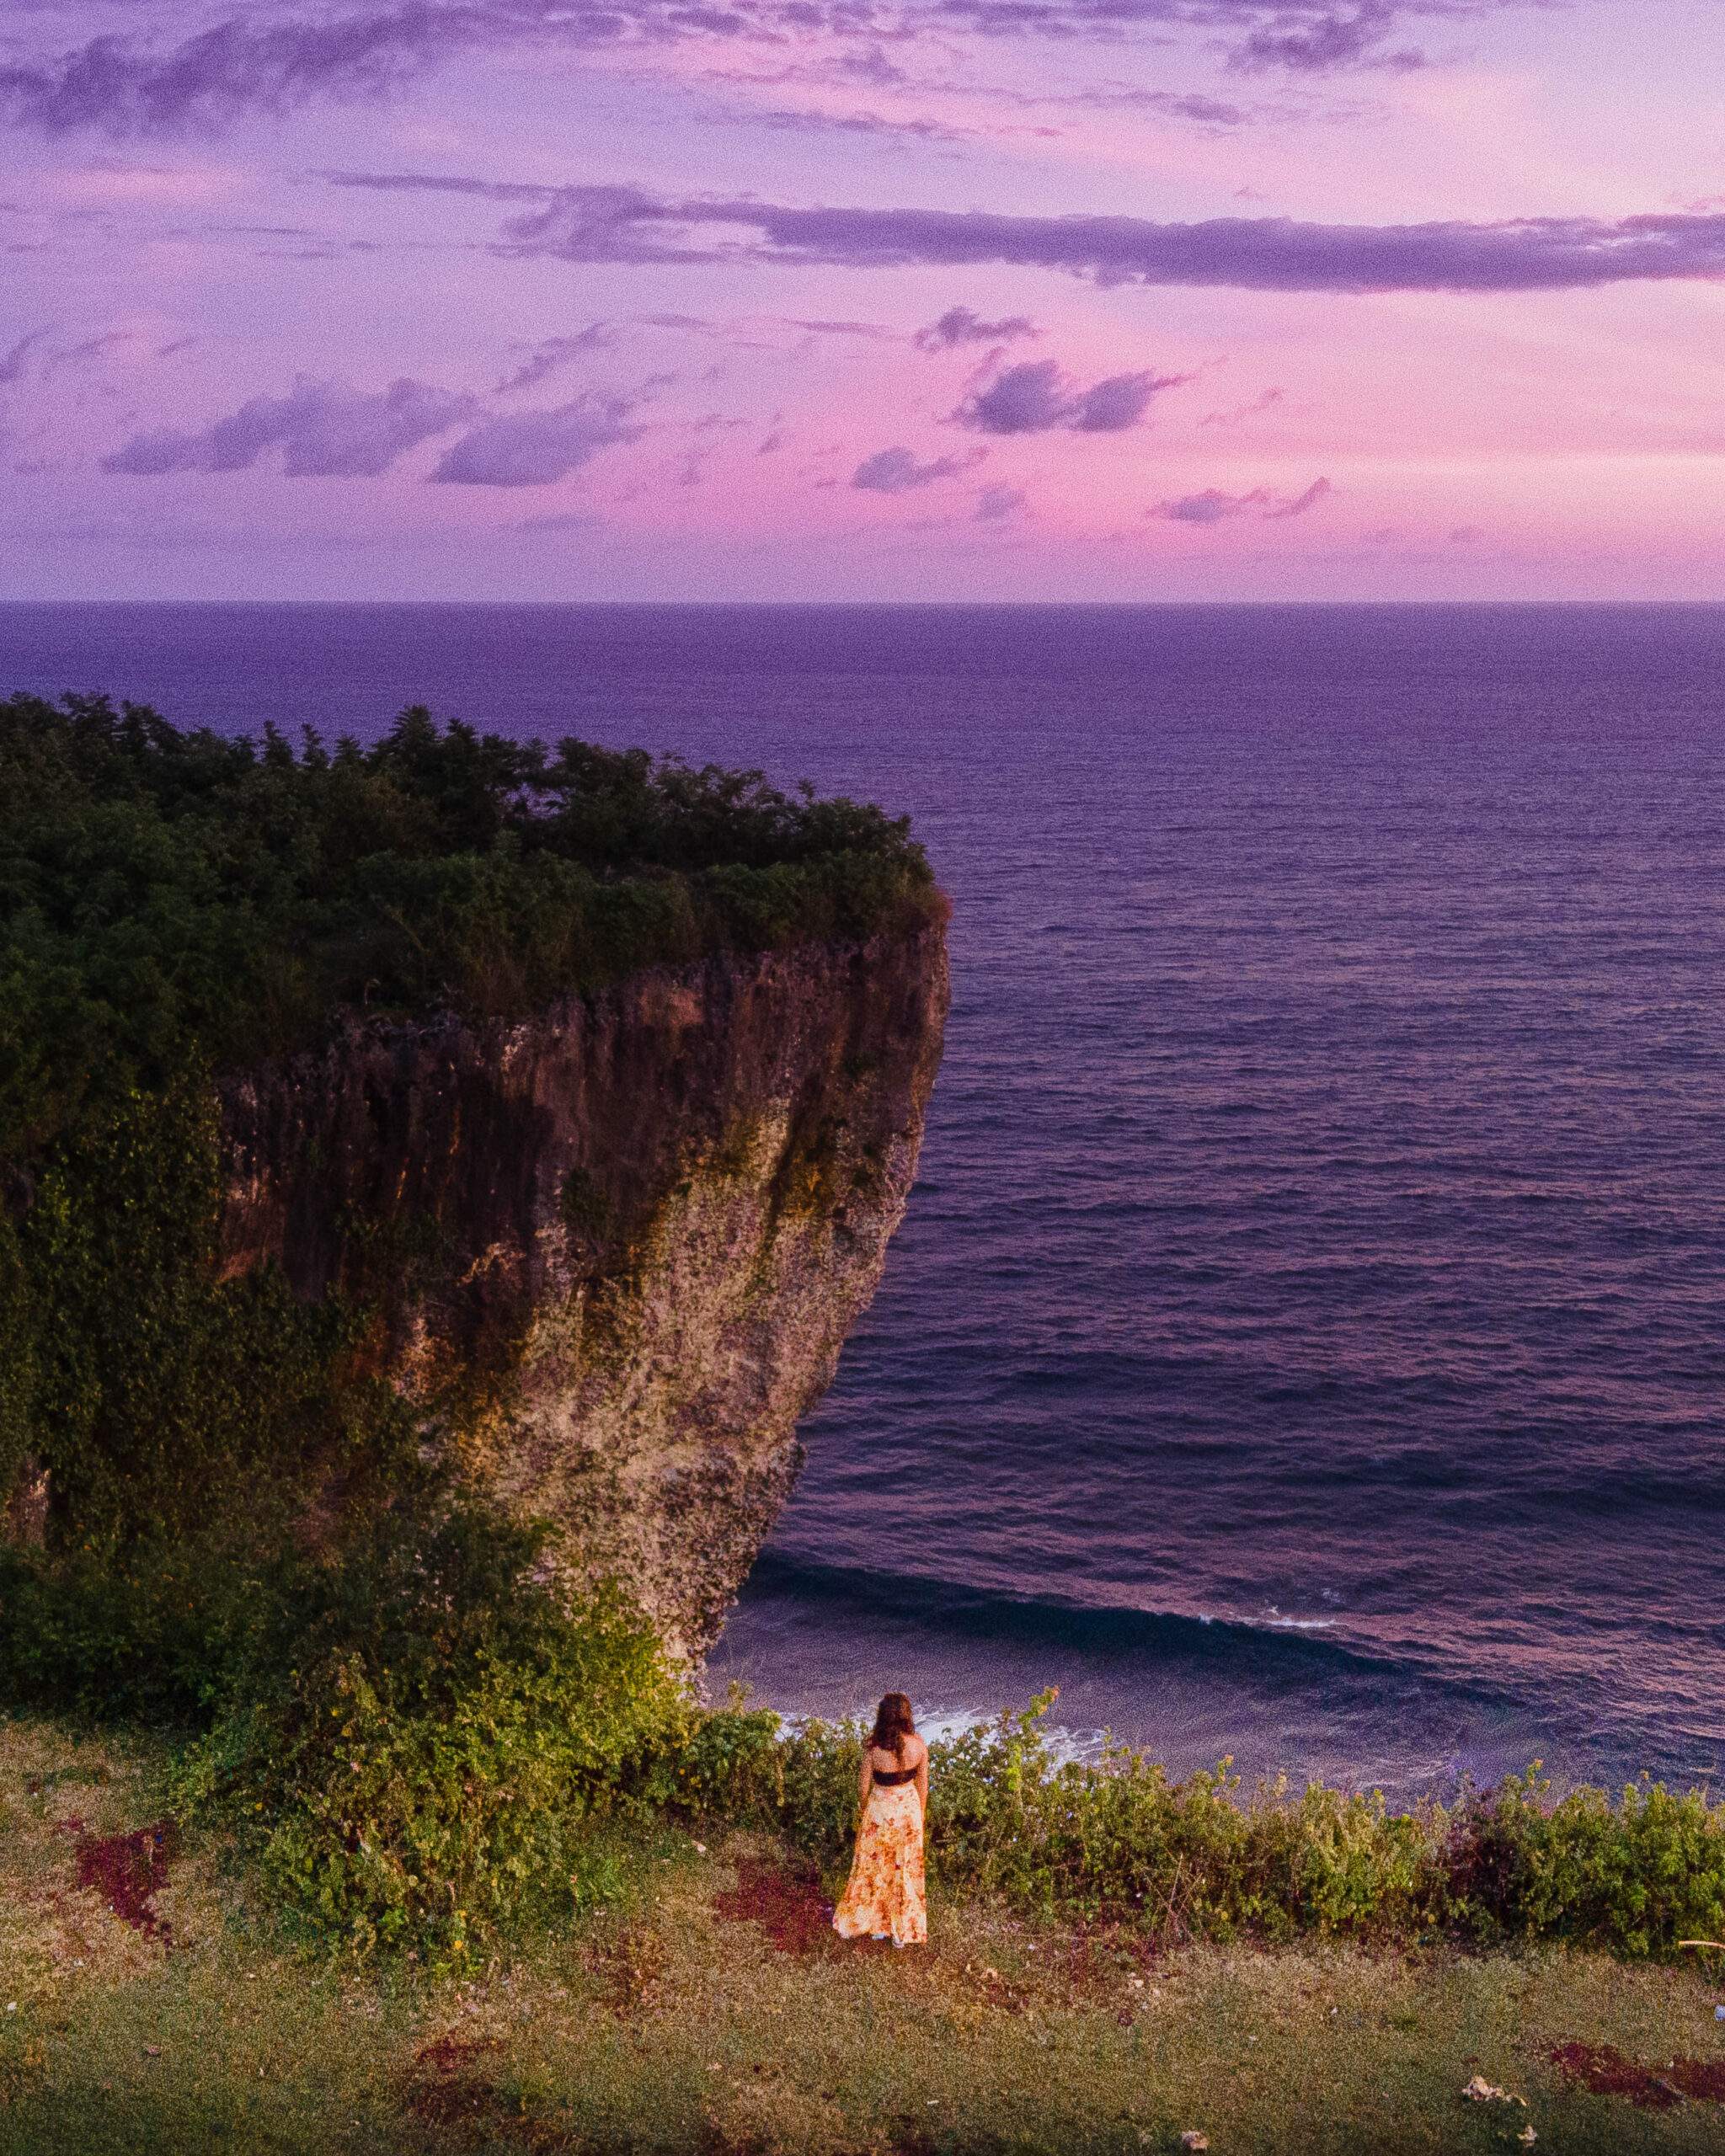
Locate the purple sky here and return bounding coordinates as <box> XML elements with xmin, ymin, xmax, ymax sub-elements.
<box><xmin>5</xmin><ymin>0</ymin><xmax>1725</xmax><ymax>599</ymax></box>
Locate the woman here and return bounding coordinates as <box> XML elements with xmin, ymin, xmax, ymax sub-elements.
<box><xmin>832</xmin><ymin>1692</ymin><xmax>928</xmax><ymax>1948</ymax></box>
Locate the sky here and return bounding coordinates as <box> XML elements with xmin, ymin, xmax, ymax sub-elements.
<box><xmin>4</xmin><ymin>0</ymin><xmax>1725</xmax><ymax>600</ymax></box>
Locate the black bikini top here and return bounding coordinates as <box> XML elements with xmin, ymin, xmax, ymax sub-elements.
<box><xmin>871</xmin><ymin>1759</ymin><xmax>919</xmax><ymax>1785</ymax></box>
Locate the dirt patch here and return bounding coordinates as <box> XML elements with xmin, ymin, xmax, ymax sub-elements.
<box><xmin>882</xmin><ymin>2124</ymin><xmax>1007</xmax><ymax>2156</ymax></box>
<box><xmin>407</xmin><ymin>2068</ymin><xmax>504</xmax><ymax>2132</ymax></box>
<box><xmin>74</xmin><ymin>1822</ymin><xmax>176</xmax><ymax>1941</ymax></box>
<box><xmin>956</xmin><ymin>1958</ymin><xmax>1033</xmax><ymax>2015</ymax></box>
<box><xmin>696</xmin><ymin>2123</ymin><xmax>767</xmax><ymax>2156</ymax></box>
<box><xmin>1667</xmin><ymin>2058</ymin><xmax>1725</xmax><ymax>2101</ymax></box>
<box><xmin>712</xmin><ymin>1856</ymin><xmax>833</xmax><ymax>1957</ymax></box>
<box><xmin>414</xmin><ymin>2033</ymin><xmax>505</xmax><ymax>2078</ymax></box>
<box><xmin>1056</xmin><ymin>1921</ymin><xmax>1158</xmax><ymax>2003</ymax></box>
<box><xmin>1552</xmin><ymin>2035</ymin><xmax>1699</xmax><ymax>2104</ymax></box>
<box><xmin>1549</xmin><ymin>2041</ymin><xmax>1725</xmax><ymax>2110</ymax></box>
<box><xmin>584</xmin><ymin>1924</ymin><xmax>667</xmax><ymax>2016</ymax></box>
<box><xmin>406</xmin><ymin>2034</ymin><xmax>579</xmax><ymax>2151</ymax></box>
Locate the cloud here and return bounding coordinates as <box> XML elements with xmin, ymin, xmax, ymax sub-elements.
<box><xmin>975</xmin><ymin>483</ymin><xmax>1026</xmax><ymax>520</ymax></box>
<box><xmin>831</xmin><ymin>46</ymin><xmax>909</xmax><ymax>86</ymax></box>
<box><xmin>914</xmin><ymin>306</ymin><xmax>1039</xmax><ymax>351</ymax></box>
<box><xmin>1118</xmin><ymin>88</ymin><xmax>1248</xmax><ymax>124</ymax></box>
<box><xmin>43</xmin><ymin>329</ymin><xmax>136</xmax><ymax>378</ymax></box>
<box><xmin>0</xmin><ymin>327</ymin><xmax>53</xmax><ymax>387</ymax></box>
<box><xmin>955</xmin><ymin>357</ymin><xmax>1186</xmax><ymax>434</ymax></box>
<box><xmin>750</xmin><ymin>104</ymin><xmax>967</xmax><ymax>144</ymax></box>
<box><xmin>0</xmin><ymin>2</ymin><xmax>1535</xmax><ymax>136</ymax></box>
<box><xmin>430</xmin><ymin>396</ymin><xmax>640</xmax><ymax>484</ymax></box>
<box><xmin>2</xmin><ymin>8</ymin><xmax>475</xmax><ymax>136</ymax></box>
<box><xmin>1199</xmin><ymin>385</ymin><xmax>1284</xmax><ymax>426</ymax></box>
<box><xmin>931</xmin><ymin>0</ymin><xmax>1485</xmax><ymax>68</ymax></box>
<box><xmin>1265</xmin><ymin>475</ymin><xmax>1332</xmax><ymax>517</ymax></box>
<box><xmin>1149</xmin><ymin>476</ymin><xmax>1332</xmax><ymax>522</ymax></box>
<box><xmin>1230</xmin><ymin>0</ymin><xmax>1424</xmax><ymax>72</ymax></box>
<box><xmin>494</xmin><ymin>323</ymin><xmax>616</xmax><ymax>393</ymax></box>
<box><xmin>360</xmin><ymin>178</ymin><xmax>1725</xmax><ymax>296</ymax></box>
<box><xmin>1152</xmin><ymin>487</ymin><xmax>1268</xmax><ymax>524</ymax></box>
<box><xmin>785</xmin><ymin>318</ymin><xmax>899</xmax><ymax>339</ymax></box>
<box><xmin>1017</xmin><ymin>83</ymin><xmax>1251</xmax><ymax>123</ymax></box>
<box><xmin>716</xmin><ymin>57</ymin><xmax>1252</xmax><ymax>127</ymax></box>
<box><xmin>511</xmin><ymin>508</ymin><xmax>603</xmax><ymax>533</ymax></box>
<box><xmin>103</xmin><ymin>375</ymin><xmax>474</xmax><ymax>476</ymax></box>
<box><xmin>1070</xmin><ymin>370</ymin><xmax>1186</xmax><ymax>430</ymax></box>
<box><xmin>852</xmin><ymin>445</ymin><xmax>985</xmax><ymax>492</ymax></box>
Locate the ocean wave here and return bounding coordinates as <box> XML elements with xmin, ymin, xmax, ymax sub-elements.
<box><xmin>737</xmin><ymin>1550</ymin><xmax>1495</xmax><ymax>1704</ymax></box>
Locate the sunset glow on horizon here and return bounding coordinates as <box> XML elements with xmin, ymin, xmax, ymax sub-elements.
<box><xmin>7</xmin><ymin>0</ymin><xmax>1725</xmax><ymax>600</ymax></box>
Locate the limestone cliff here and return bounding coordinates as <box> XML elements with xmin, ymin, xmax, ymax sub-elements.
<box><xmin>217</xmin><ymin>922</ymin><xmax>948</xmax><ymax>1655</ymax></box>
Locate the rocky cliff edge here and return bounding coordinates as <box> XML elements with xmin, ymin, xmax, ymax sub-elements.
<box><xmin>217</xmin><ymin>920</ymin><xmax>948</xmax><ymax>1656</ymax></box>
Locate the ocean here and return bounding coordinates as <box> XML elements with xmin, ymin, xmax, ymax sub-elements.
<box><xmin>6</xmin><ymin>599</ymin><xmax>1724</xmax><ymax>1797</ymax></box>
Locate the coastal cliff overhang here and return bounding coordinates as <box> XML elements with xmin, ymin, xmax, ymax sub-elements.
<box><xmin>216</xmin><ymin>920</ymin><xmax>949</xmax><ymax>1656</ymax></box>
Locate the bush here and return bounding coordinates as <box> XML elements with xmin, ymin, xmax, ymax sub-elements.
<box><xmin>171</xmin><ymin>1503</ymin><xmax>689</xmax><ymax>1965</ymax></box>
<box><xmin>656</xmin><ymin>1692</ymin><xmax>1725</xmax><ymax>1961</ymax></box>
<box><xmin>1</xmin><ymin>1496</ymin><xmax>692</xmax><ymax>1966</ymax></box>
<box><xmin>13</xmin><ymin>1533</ymin><xmax>1725</xmax><ymax>1968</ymax></box>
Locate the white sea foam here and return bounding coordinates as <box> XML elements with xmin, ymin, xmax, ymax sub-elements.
<box><xmin>773</xmin><ymin>1703</ymin><xmax>1105</xmax><ymax>1767</ymax></box>
<box><xmin>1262</xmin><ymin>1606</ymin><xmax>1338</xmax><ymax>1631</ymax></box>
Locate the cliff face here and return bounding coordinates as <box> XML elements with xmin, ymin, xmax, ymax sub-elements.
<box><xmin>217</xmin><ymin>923</ymin><xmax>948</xmax><ymax>1655</ymax></box>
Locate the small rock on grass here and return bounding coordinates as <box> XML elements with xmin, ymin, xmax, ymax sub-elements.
<box><xmin>1179</xmin><ymin>2135</ymin><xmax>1210</xmax><ymax>2152</ymax></box>
<box><xmin>1461</xmin><ymin>2075</ymin><xmax>1526</xmax><ymax>2108</ymax></box>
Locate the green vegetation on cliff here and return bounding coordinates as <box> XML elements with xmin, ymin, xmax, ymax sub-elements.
<box><xmin>0</xmin><ymin>691</ymin><xmax>937</xmax><ymax>1162</ymax></box>
<box><xmin>8</xmin><ymin>1527</ymin><xmax>1725</xmax><ymax>1974</ymax></box>
<box><xmin>0</xmin><ymin>692</ymin><xmax>944</xmax><ymax>1961</ymax></box>
<box><xmin>0</xmin><ymin>691</ymin><xmax>937</xmax><ymax>1545</ymax></box>
<box><xmin>0</xmin><ymin>690</ymin><xmax>957</xmax><ymax>1983</ymax></box>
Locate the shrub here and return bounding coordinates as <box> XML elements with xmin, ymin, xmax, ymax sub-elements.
<box><xmin>1</xmin><ymin>1495</ymin><xmax>691</xmax><ymax>1966</ymax></box>
<box><xmin>657</xmin><ymin>1693</ymin><xmax>1725</xmax><ymax>1961</ymax></box>
<box><xmin>170</xmin><ymin>1504</ymin><xmax>689</xmax><ymax>1965</ymax></box>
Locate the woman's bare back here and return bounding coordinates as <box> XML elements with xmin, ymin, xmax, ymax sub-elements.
<box><xmin>868</xmin><ymin>1736</ymin><xmax>927</xmax><ymax>1776</ymax></box>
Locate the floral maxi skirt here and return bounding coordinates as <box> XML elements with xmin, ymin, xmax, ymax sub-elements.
<box><xmin>832</xmin><ymin>1782</ymin><xmax>927</xmax><ymax>1946</ymax></box>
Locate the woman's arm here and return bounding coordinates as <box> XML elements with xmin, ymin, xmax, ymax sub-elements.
<box><xmin>857</xmin><ymin>1750</ymin><xmax>874</xmax><ymax>1806</ymax></box>
<box><xmin>914</xmin><ymin>1748</ymin><xmax>929</xmax><ymax>1816</ymax></box>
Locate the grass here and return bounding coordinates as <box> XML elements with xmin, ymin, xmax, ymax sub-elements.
<box><xmin>6</xmin><ymin>1718</ymin><xmax>1725</xmax><ymax>2154</ymax></box>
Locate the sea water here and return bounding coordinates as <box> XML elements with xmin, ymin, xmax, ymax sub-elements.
<box><xmin>6</xmin><ymin>599</ymin><xmax>1724</xmax><ymax>1796</ymax></box>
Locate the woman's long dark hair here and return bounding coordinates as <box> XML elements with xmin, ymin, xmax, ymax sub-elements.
<box><xmin>869</xmin><ymin>1692</ymin><xmax>916</xmax><ymax>1763</ymax></box>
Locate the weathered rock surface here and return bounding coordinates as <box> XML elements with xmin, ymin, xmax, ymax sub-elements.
<box><xmin>217</xmin><ymin>923</ymin><xmax>948</xmax><ymax>1654</ymax></box>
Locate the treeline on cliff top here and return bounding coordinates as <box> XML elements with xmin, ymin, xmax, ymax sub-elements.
<box><xmin>0</xmin><ymin>686</ymin><xmax>935</xmax><ymax>1575</ymax></box>
<box><xmin>0</xmin><ymin>690</ymin><xmax>938</xmax><ymax>1158</ymax></box>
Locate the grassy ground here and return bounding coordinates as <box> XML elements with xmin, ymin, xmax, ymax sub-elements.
<box><xmin>4</xmin><ymin>1717</ymin><xmax>1725</xmax><ymax>2156</ymax></box>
